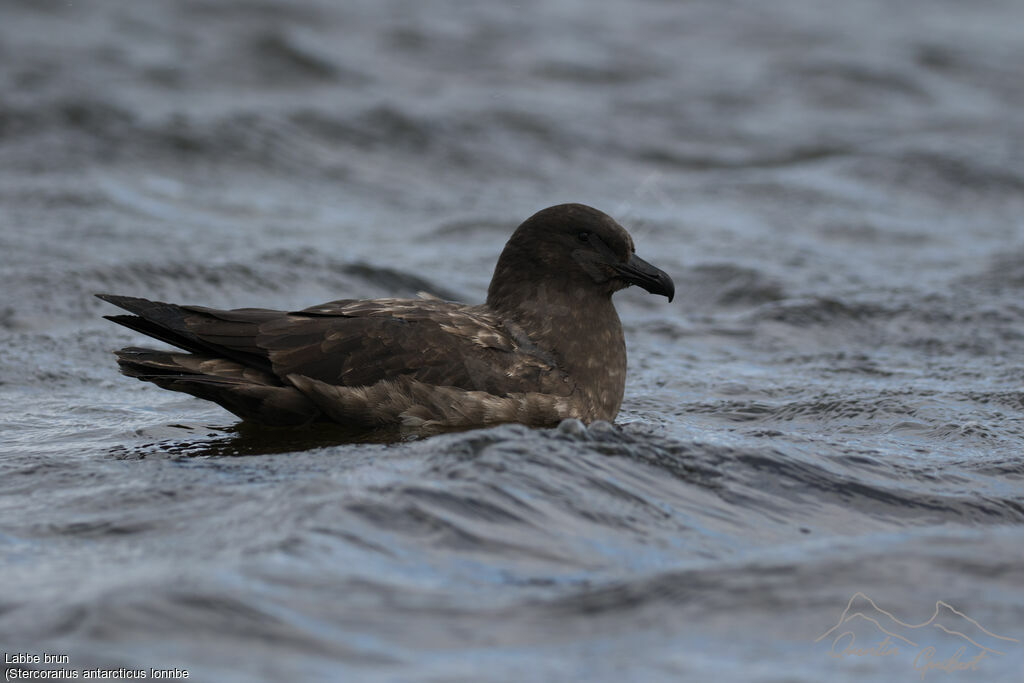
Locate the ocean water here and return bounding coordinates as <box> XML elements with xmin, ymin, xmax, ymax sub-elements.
<box><xmin>2</xmin><ymin>0</ymin><xmax>1023</xmax><ymax>680</ymax></box>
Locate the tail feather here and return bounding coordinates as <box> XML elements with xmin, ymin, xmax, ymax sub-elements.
<box><xmin>104</xmin><ymin>315</ymin><xmax>203</xmax><ymax>356</ymax></box>
<box><xmin>113</xmin><ymin>347</ymin><xmax>319</xmax><ymax>426</ymax></box>
<box><xmin>98</xmin><ymin>293</ymin><xmax>320</xmax><ymax>426</ymax></box>
<box><xmin>96</xmin><ymin>293</ymin><xmax>274</xmax><ymax>373</ymax></box>
<box><xmin>114</xmin><ymin>347</ymin><xmax>275</xmax><ymax>383</ymax></box>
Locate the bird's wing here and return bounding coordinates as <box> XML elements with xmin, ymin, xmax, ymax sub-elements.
<box><xmin>98</xmin><ymin>294</ymin><xmax>569</xmax><ymax>397</ymax></box>
<box><xmin>257</xmin><ymin>298</ymin><xmax>566</xmax><ymax>396</ymax></box>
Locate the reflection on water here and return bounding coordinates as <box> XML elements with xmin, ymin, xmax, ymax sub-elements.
<box><xmin>111</xmin><ymin>421</ymin><xmax>406</xmax><ymax>458</ymax></box>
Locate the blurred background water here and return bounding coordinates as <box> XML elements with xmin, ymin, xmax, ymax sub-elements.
<box><xmin>1</xmin><ymin>0</ymin><xmax>1023</xmax><ymax>680</ymax></box>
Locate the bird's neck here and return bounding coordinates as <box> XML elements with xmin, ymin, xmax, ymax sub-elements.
<box><xmin>489</xmin><ymin>283</ymin><xmax>627</xmax><ymax>421</ymax></box>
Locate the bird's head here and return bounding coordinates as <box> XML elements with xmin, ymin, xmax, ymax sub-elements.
<box><xmin>487</xmin><ymin>203</ymin><xmax>675</xmax><ymax>309</ymax></box>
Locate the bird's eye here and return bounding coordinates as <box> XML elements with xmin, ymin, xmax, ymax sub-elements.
<box><xmin>577</xmin><ymin>231</ymin><xmax>590</xmax><ymax>243</ymax></box>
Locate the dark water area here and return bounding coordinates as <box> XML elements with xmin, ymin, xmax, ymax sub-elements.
<box><xmin>2</xmin><ymin>0</ymin><xmax>1024</xmax><ymax>680</ymax></box>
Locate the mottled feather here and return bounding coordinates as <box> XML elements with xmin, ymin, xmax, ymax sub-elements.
<box><xmin>97</xmin><ymin>203</ymin><xmax>674</xmax><ymax>433</ymax></box>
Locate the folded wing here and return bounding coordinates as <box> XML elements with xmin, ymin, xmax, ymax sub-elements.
<box><xmin>98</xmin><ymin>294</ymin><xmax>570</xmax><ymax>428</ymax></box>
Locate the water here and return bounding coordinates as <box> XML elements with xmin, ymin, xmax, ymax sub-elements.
<box><xmin>2</xmin><ymin>0</ymin><xmax>1023</xmax><ymax>680</ymax></box>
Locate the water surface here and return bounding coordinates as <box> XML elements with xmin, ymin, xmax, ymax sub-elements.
<box><xmin>2</xmin><ymin>0</ymin><xmax>1023</xmax><ymax>680</ymax></box>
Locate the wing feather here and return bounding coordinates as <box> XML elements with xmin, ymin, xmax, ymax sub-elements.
<box><xmin>99</xmin><ymin>295</ymin><xmax>568</xmax><ymax>399</ymax></box>
<box><xmin>260</xmin><ymin>299</ymin><xmax>546</xmax><ymax>394</ymax></box>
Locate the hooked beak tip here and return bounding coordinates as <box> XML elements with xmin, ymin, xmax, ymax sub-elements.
<box><xmin>617</xmin><ymin>253</ymin><xmax>674</xmax><ymax>302</ymax></box>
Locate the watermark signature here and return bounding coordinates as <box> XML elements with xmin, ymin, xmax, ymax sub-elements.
<box><xmin>814</xmin><ymin>592</ymin><xmax>1018</xmax><ymax>679</ymax></box>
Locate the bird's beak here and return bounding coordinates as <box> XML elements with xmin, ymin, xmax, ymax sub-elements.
<box><xmin>614</xmin><ymin>253</ymin><xmax>675</xmax><ymax>302</ymax></box>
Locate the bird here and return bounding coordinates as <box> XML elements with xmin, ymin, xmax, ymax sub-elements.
<box><xmin>98</xmin><ymin>203</ymin><xmax>674</xmax><ymax>434</ymax></box>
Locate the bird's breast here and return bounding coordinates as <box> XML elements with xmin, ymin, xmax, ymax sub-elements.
<box><xmin>573</xmin><ymin>323</ymin><xmax>627</xmax><ymax>422</ymax></box>
<box><xmin>530</xmin><ymin>310</ymin><xmax>626</xmax><ymax>423</ymax></box>
<box><xmin>497</xmin><ymin>296</ymin><xmax>628</xmax><ymax>423</ymax></box>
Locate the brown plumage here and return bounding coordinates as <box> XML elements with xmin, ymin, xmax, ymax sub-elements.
<box><xmin>98</xmin><ymin>203</ymin><xmax>674</xmax><ymax>434</ymax></box>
